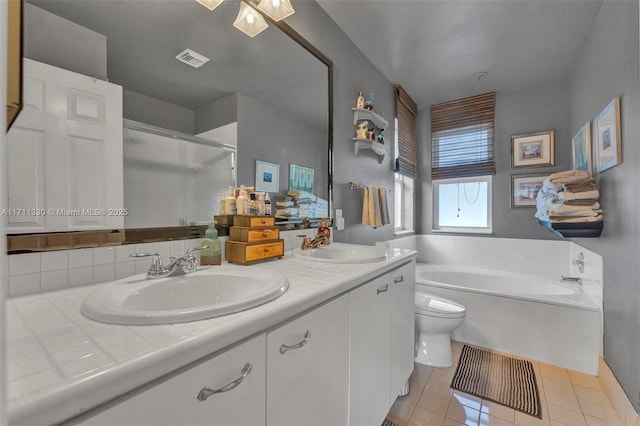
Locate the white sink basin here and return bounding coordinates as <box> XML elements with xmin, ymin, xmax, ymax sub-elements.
<box><xmin>291</xmin><ymin>244</ymin><xmax>387</xmax><ymax>264</ymax></box>
<box><xmin>81</xmin><ymin>265</ymin><xmax>288</xmax><ymax>325</ymax></box>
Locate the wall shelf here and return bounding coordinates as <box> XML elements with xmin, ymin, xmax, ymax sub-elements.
<box><xmin>352</xmin><ymin>138</ymin><xmax>388</xmax><ymax>163</ymax></box>
<box><xmin>538</xmin><ymin>220</ymin><xmax>603</xmax><ymax>238</ymax></box>
<box><xmin>352</xmin><ymin>108</ymin><xmax>389</xmax><ymax>129</ymax></box>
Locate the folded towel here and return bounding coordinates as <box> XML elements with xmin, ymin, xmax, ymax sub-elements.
<box><xmin>362</xmin><ymin>185</ymin><xmax>383</xmax><ymax>228</ymax></box>
<box><xmin>548</xmin><ymin>170</ymin><xmax>591</xmax><ymax>185</ymax></box>
<box><xmin>565</xmin><ymin>199</ymin><xmax>600</xmax><ymax>207</ymax></box>
<box><xmin>288</xmin><ymin>190</ymin><xmax>317</xmax><ymax>202</ymax></box>
<box><xmin>548</xmin><ymin>204</ymin><xmax>602</xmax><ymax>217</ymax></box>
<box><xmin>276</xmin><ymin>200</ymin><xmax>294</xmax><ymax>207</ymax></box>
<box><xmin>563</xmin><ymin>180</ymin><xmax>596</xmax><ymax>192</ymax></box>
<box><xmin>558</xmin><ymin>190</ymin><xmax>600</xmax><ymax>202</ymax></box>
<box><xmin>276</xmin><ymin>196</ymin><xmax>292</xmax><ymax>202</ymax></box>
<box><xmin>549</xmin><ymin>214</ymin><xmax>603</xmax><ymax>223</ymax></box>
<box><xmin>275</xmin><ymin>207</ymin><xmax>299</xmax><ymax>218</ymax></box>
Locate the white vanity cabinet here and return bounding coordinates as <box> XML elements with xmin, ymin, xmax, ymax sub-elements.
<box><xmin>266</xmin><ymin>295</ymin><xmax>350</xmax><ymax>426</ymax></box>
<box><xmin>349</xmin><ymin>272</ymin><xmax>392</xmax><ymax>426</ymax></box>
<box><xmin>349</xmin><ymin>260</ymin><xmax>416</xmax><ymax>426</ymax></box>
<box><xmin>66</xmin><ymin>335</ymin><xmax>266</xmax><ymax>426</ymax></box>
<box><xmin>389</xmin><ymin>260</ymin><xmax>416</xmax><ymax>401</ymax></box>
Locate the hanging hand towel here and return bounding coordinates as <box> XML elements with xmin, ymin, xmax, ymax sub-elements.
<box><xmin>378</xmin><ymin>187</ymin><xmax>390</xmax><ymax>226</ymax></box>
<box><xmin>362</xmin><ymin>186</ymin><xmax>371</xmax><ymax>225</ymax></box>
<box><xmin>372</xmin><ymin>186</ymin><xmax>382</xmax><ymax>228</ymax></box>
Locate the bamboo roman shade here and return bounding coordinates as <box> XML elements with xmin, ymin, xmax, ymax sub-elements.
<box><xmin>395</xmin><ymin>85</ymin><xmax>418</xmax><ymax>179</ymax></box>
<box><xmin>431</xmin><ymin>92</ymin><xmax>496</xmax><ymax>180</ymax></box>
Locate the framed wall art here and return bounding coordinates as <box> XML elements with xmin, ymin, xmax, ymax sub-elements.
<box><xmin>571</xmin><ymin>122</ymin><xmax>592</xmax><ymax>175</ymax></box>
<box><xmin>510</xmin><ymin>173</ymin><xmax>547</xmax><ymax>209</ymax></box>
<box><xmin>289</xmin><ymin>164</ymin><xmax>314</xmax><ymax>193</ymax></box>
<box><xmin>594</xmin><ymin>97</ymin><xmax>622</xmax><ymax>173</ymax></box>
<box><xmin>511</xmin><ymin>130</ymin><xmax>555</xmax><ymax>168</ymax></box>
<box><xmin>255</xmin><ymin>160</ymin><xmax>280</xmax><ymax>193</ymax></box>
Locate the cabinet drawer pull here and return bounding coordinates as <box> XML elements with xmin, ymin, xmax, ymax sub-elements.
<box><xmin>393</xmin><ymin>276</ymin><xmax>404</xmax><ymax>284</ymax></box>
<box><xmin>197</xmin><ymin>363</ymin><xmax>252</xmax><ymax>401</ymax></box>
<box><xmin>280</xmin><ymin>330</ymin><xmax>311</xmax><ymax>354</ymax></box>
<box><xmin>377</xmin><ymin>284</ymin><xmax>389</xmax><ymax>295</ymax></box>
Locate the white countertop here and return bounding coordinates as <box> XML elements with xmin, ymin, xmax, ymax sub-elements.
<box><xmin>7</xmin><ymin>244</ymin><xmax>417</xmax><ymax>426</ymax></box>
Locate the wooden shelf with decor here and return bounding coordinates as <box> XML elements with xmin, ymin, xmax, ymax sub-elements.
<box><xmin>538</xmin><ymin>220</ymin><xmax>603</xmax><ymax>238</ymax></box>
<box><xmin>352</xmin><ymin>138</ymin><xmax>388</xmax><ymax>163</ymax></box>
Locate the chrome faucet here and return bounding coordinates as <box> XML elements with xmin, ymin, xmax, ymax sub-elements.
<box><xmin>130</xmin><ymin>246</ymin><xmax>208</xmax><ymax>279</ymax></box>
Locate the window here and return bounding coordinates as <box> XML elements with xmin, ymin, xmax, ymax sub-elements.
<box><xmin>433</xmin><ymin>176</ymin><xmax>492</xmax><ymax>233</ymax></box>
<box><xmin>431</xmin><ymin>93</ymin><xmax>495</xmax><ymax>232</ymax></box>
<box><xmin>394</xmin><ymin>172</ymin><xmax>414</xmax><ymax>232</ymax></box>
<box><xmin>394</xmin><ymin>85</ymin><xmax>417</xmax><ymax>233</ymax></box>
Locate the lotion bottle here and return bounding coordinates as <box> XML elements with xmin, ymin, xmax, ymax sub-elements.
<box><xmin>237</xmin><ymin>189</ymin><xmax>248</xmax><ymax>215</ymax></box>
<box><xmin>264</xmin><ymin>193</ymin><xmax>271</xmax><ymax>215</ymax></box>
<box><xmin>224</xmin><ymin>186</ymin><xmax>237</xmax><ymax>215</ymax></box>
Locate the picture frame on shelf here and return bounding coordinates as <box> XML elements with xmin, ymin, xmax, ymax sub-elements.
<box><xmin>510</xmin><ymin>130</ymin><xmax>555</xmax><ymax>168</ymax></box>
<box><xmin>289</xmin><ymin>164</ymin><xmax>314</xmax><ymax>193</ymax></box>
<box><xmin>594</xmin><ymin>97</ymin><xmax>622</xmax><ymax>173</ymax></box>
<box><xmin>255</xmin><ymin>160</ymin><xmax>280</xmax><ymax>193</ymax></box>
<box><xmin>510</xmin><ymin>173</ymin><xmax>548</xmax><ymax>209</ymax></box>
<box><xmin>571</xmin><ymin>122</ymin><xmax>592</xmax><ymax>175</ymax></box>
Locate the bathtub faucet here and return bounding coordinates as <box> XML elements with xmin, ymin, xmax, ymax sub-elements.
<box><xmin>561</xmin><ymin>276</ymin><xmax>582</xmax><ymax>285</ymax></box>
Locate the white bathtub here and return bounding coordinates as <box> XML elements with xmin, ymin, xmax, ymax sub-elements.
<box><xmin>416</xmin><ymin>264</ymin><xmax>602</xmax><ymax>374</ymax></box>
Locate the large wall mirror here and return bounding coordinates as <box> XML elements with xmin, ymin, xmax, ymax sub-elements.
<box><xmin>8</xmin><ymin>0</ymin><xmax>332</xmax><ymax>252</ymax></box>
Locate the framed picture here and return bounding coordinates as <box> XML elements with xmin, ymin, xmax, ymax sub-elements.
<box><xmin>511</xmin><ymin>173</ymin><xmax>548</xmax><ymax>209</ymax></box>
<box><xmin>511</xmin><ymin>130</ymin><xmax>555</xmax><ymax>168</ymax></box>
<box><xmin>255</xmin><ymin>160</ymin><xmax>279</xmax><ymax>193</ymax></box>
<box><xmin>289</xmin><ymin>164</ymin><xmax>314</xmax><ymax>193</ymax></box>
<box><xmin>594</xmin><ymin>97</ymin><xmax>622</xmax><ymax>173</ymax></box>
<box><xmin>572</xmin><ymin>122</ymin><xmax>592</xmax><ymax>175</ymax></box>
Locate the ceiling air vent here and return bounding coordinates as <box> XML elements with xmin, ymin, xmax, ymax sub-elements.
<box><xmin>175</xmin><ymin>49</ymin><xmax>210</xmax><ymax>68</ymax></box>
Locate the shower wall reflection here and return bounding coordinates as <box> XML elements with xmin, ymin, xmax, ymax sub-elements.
<box><xmin>123</xmin><ymin>120</ymin><xmax>235</xmax><ymax>228</ymax></box>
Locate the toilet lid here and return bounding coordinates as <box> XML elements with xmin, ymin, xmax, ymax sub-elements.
<box><xmin>415</xmin><ymin>292</ymin><xmax>466</xmax><ymax>316</ymax></box>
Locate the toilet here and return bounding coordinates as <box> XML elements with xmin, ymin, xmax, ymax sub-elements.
<box><xmin>414</xmin><ymin>291</ymin><xmax>467</xmax><ymax>368</ymax></box>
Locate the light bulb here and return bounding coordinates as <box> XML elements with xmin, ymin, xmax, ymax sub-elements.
<box><xmin>246</xmin><ymin>12</ymin><xmax>254</xmax><ymax>24</ymax></box>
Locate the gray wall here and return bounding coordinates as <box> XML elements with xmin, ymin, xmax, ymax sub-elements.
<box><xmin>195</xmin><ymin>94</ymin><xmax>239</xmax><ymax>135</ymax></box>
<box><xmin>123</xmin><ymin>89</ymin><xmax>195</xmax><ymax>134</ymax></box>
<box><xmin>570</xmin><ymin>0</ymin><xmax>640</xmax><ymax>410</ymax></box>
<box><xmin>24</xmin><ymin>3</ymin><xmax>107</xmax><ymax>80</ymax></box>
<box><xmin>417</xmin><ymin>79</ymin><xmax>573</xmax><ymax>239</ymax></box>
<box><xmin>287</xmin><ymin>1</ymin><xmax>397</xmax><ymax>244</ymax></box>
<box><xmin>236</xmin><ymin>94</ymin><xmax>328</xmax><ymax>201</ymax></box>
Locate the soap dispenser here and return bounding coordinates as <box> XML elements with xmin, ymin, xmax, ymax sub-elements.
<box><xmin>200</xmin><ymin>221</ymin><xmax>222</xmax><ymax>265</ymax></box>
<box><xmin>317</xmin><ymin>216</ymin><xmax>330</xmax><ymax>246</ymax></box>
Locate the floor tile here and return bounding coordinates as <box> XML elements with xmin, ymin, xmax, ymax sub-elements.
<box><xmin>451</xmin><ymin>391</ymin><xmax>482</xmax><ymax>411</ymax></box>
<box><xmin>410</xmin><ymin>405</ymin><xmax>446</xmax><ymax>426</ymax></box>
<box><xmin>540</xmin><ymin>363</ymin><xmax>571</xmax><ymax>383</ymax></box>
<box><xmin>573</xmin><ymin>386</ymin><xmax>612</xmax><ymax>407</ymax></box>
<box><xmin>515</xmin><ymin>412</ymin><xmax>551</xmax><ymax>426</ymax></box>
<box><xmin>479</xmin><ymin>412</ymin><xmax>515</xmax><ymax>426</ymax></box>
<box><xmin>567</xmin><ymin>371</ymin><xmax>603</xmax><ymax>392</ymax></box>
<box><xmin>431</xmin><ymin>366</ymin><xmax>458</xmax><ymax>383</ymax></box>
<box><xmin>578</xmin><ymin>399</ymin><xmax>620</xmax><ymax>424</ymax></box>
<box><xmin>390</xmin><ymin>397</ymin><xmax>418</xmax><ymax>423</ymax></box>
<box><xmin>446</xmin><ymin>397</ymin><xmax>481</xmax><ymax>425</ymax></box>
<box><xmin>543</xmin><ymin>377</ymin><xmax>576</xmax><ymax>398</ymax></box>
<box><xmin>583</xmin><ymin>414</ymin><xmax>622</xmax><ymax>426</ymax></box>
<box><xmin>418</xmin><ymin>391</ymin><xmax>452</xmax><ymax>416</ymax></box>
<box><xmin>425</xmin><ymin>377</ymin><xmax>454</xmax><ymax>399</ymax></box>
<box><xmin>547</xmin><ymin>403</ymin><xmax>587</xmax><ymax>425</ymax></box>
<box><xmin>481</xmin><ymin>400</ymin><xmax>516</xmax><ymax>423</ymax></box>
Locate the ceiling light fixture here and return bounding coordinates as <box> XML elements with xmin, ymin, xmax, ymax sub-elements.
<box><xmin>196</xmin><ymin>0</ymin><xmax>224</xmax><ymax>11</ymax></box>
<box><xmin>233</xmin><ymin>1</ymin><xmax>269</xmax><ymax>38</ymax></box>
<box><xmin>257</xmin><ymin>0</ymin><xmax>295</xmax><ymax>22</ymax></box>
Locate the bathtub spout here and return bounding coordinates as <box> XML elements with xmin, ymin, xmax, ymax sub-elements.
<box><xmin>561</xmin><ymin>276</ymin><xmax>582</xmax><ymax>285</ymax></box>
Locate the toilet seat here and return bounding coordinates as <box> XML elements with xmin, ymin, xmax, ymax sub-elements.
<box><xmin>415</xmin><ymin>292</ymin><xmax>466</xmax><ymax>319</ymax></box>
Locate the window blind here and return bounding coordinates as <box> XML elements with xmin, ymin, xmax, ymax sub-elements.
<box><xmin>431</xmin><ymin>92</ymin><xmax>495</xmax><ymax>180</ymax></box>
<box><xmin>395</xmin><ymin>85</ymin><xmax>417</xmax><ymax>179</ymax></box>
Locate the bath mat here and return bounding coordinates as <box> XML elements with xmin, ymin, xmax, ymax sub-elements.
<box><xmin>451</xmin><ymin>345</ymin><xmax>542</xmax><ymax>418</ymax></box>
<box><xmin>381</xmin><ymin>419</ymin><xmax>398</xmax><ymax>426</ymax></box>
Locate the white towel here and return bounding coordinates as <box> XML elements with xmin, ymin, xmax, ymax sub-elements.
<box><xmin>548</xmin><ymin>170</ymin><xmax>591</xmax><ymax>185</ymax></box>
<box><xmin>558</xmin><ymin>190</ymin><xmax>600</xmax><ymax>202</ymax></box>
<box><xmin>548</xmin><ymin>204</ymin><xmax>602</xmax><ymax>217</ymax></box>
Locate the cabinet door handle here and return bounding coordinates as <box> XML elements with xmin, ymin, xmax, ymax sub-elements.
<box><xmin>393</xmin><ymin>276</ymin><xmax>404</xmax><ymax>284</ymax></box>
<box><xmin>197</xmin><ymin>363</ymin><xmax>252</xmax><ymax>401</ymax></box>
<box><xmin>377</xmin><ymin>284</ymin><xmax>389</xmax><ymax>295</ymax></box>
<box><xmin>280</xmin><ymin>330</ymin><xmax>311</xmax><ymax>354</ymax></box>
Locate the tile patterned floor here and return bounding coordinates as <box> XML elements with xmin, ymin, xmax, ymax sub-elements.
<box><xmin>387</xmin><ymin>341</ymin><xmax>622</xmax><ymax>426</ymax></box>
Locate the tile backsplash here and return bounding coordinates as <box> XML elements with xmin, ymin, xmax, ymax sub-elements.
<box><xmin>8</xmin><ymin>229</ymin><xmax>318</xmax><ymax>298</ymax></box>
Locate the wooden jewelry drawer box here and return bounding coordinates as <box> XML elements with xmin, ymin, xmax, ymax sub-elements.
<box><xmin>225</xmin><ymin>216</ymin><xmax>283</xmax><ymax>265</ymax></box>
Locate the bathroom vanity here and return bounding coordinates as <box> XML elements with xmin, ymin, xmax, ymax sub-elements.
<box><xmin>7</xmin><ymin>245</ymin><xmax>416</xmax><ymax>426</ymax></box>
